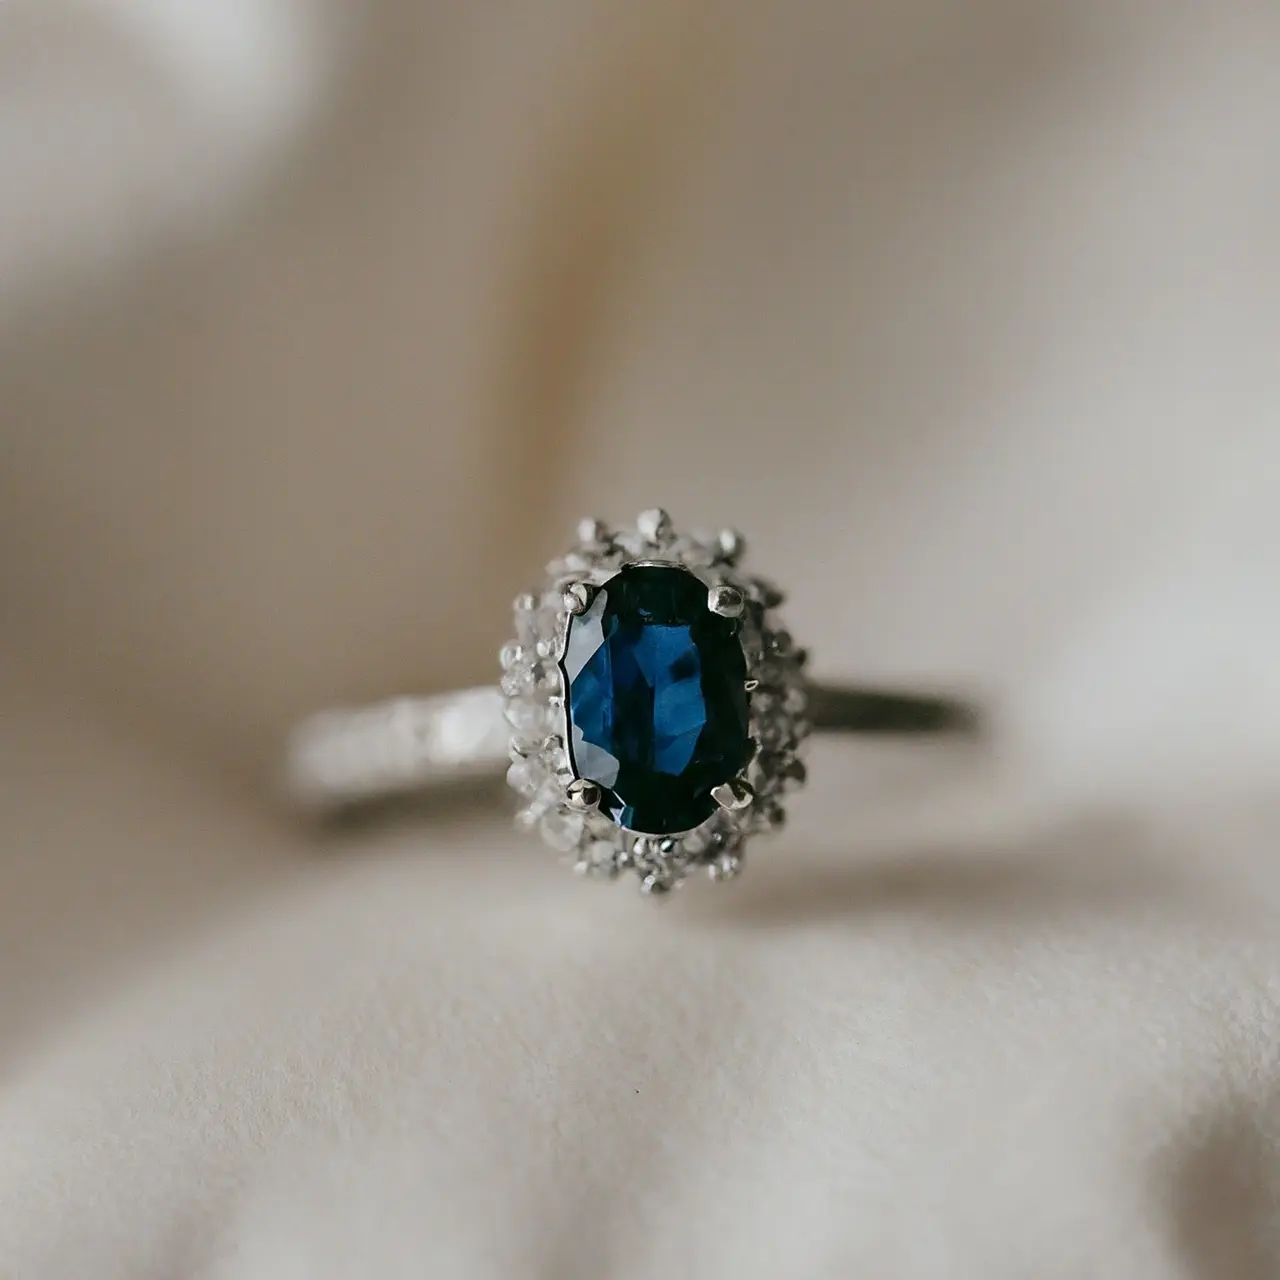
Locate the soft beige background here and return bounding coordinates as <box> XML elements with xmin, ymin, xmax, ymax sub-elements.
<box><xmin>2</xmin><ymin>2</ymin><xmax>1279</xmax><ymax>1276</ymax></box>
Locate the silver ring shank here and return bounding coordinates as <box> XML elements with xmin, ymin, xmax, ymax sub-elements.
<box><xmin>286</xmin><ymin>683</ymin><xmax>975</xmax><ymax>813</ymax></box>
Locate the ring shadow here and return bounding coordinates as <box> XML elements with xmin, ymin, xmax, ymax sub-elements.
<box><xmin>696</xmin><ymin>816</ymin><xmax>1280</xmax><ymax>1278</ymax></box>
<box><xmin>1164</xmin><ymin>1097</ymin><xmax>1280</xmax><ymax>1280</ymax></box>
<box><xmin>694</xmin><ymin>817</ymin><xmax>1280</xmax><ymax>1278</ymax></box>
<box><xmin>681</xmin><ymin>814</ymin><xmax>1187</xmax><ymax>930</ymax></box>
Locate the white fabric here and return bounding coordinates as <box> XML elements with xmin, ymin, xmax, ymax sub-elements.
<box><xmin>3</xmin><ymin>3</ymin><xmax>1280</xmax><ymax>1276</ymax></box>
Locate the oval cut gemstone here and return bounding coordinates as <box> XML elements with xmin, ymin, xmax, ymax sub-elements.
<box><xmin>560</xmin><ymin>564</ymin><xmax>751</xmax><ymax>834</ymax></box>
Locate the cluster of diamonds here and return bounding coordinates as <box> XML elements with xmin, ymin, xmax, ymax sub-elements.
<box><xmin>499</xmin><ymin>510</ymin><xmax>810</xmax><ymax>894</ymax></box>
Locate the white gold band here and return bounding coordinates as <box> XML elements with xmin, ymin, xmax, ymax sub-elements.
<box><xmin>286</xmin><ymin>687</ymin><xmax>508</xmax><ymax>812</ymax></box>
<box><xmin>286</xmin><ymin>682</ymin><xmax>976</xmax><ymax>815</ymax></box>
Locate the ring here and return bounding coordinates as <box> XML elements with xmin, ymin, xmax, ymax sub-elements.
<box><xmin>287</xmin><ymin>509</ymin><xmax>977</xmax><ymax>894</ymax></box>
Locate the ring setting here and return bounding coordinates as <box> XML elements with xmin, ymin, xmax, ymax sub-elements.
<box><xmin>500</xmin><ymin>509</ymin><xmax>810</xmax><ymax>894</ymax></box>
<box><xmin>286</xmin><ymin>511</ymin><xmax>974</xmax><ymax>897</ymax></box>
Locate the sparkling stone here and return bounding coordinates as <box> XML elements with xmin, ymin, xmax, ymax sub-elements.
<box><xmin>540</xmin><ymin>807</ymin><xmax>585</xmax><ymax>852</ymax></box>
<box><xmin>708</xmin><ymin>849</ymin><xmax>743</xmax><ymax>881</ymax></box>
<box><xmin>746</xmin><ymin>576</ymin><xmax>785</xmax><ymax>608</ymax></box>
<box><xmin>783</xmin><ymin>684</ymin><xmax>808</xmax><ymax>715</ymax></box>
<box><xmin>669</xmin><ymin>533</ymin><xmax>716</xmax><ymax>568</ymax></box>
<box><xmin>640</xmin><ymin>870</ymin><xmax>678</xmax><ymax>896</ymax></box>
<box><xmin>681</xmin><ymin>826</ymin><xmax>712</xmax><ymax>857</ymax></box>
<box><xmin>613</xmin><ymin>528</ymin><xmax>651</xmax><ymax>559</ymax></box>
<box><xmin>500</xmin><ymin>660</ymin><xmax>558</xmax><ymax>701</ymax></box>
<box><xmin>515</xmin><ymin>602</ymin><xmax>559</xmax><ymax>649</ymax></box>
<box><xmin>503</xmin><ymin>699</ymin><xmax>549</xmax><ymax>739</ymax></box>
<box><xmin>756</xmin><ymin>713</ymin><xmax>799</xmax><ymax>754</ymax></box>
<box><xmin>527</xmin><ymin>779</ymin><xmax>564</xmax><ymax>816</ymax></box>
<box><xmin>560</xmin><ymin>564</ymin><xmax>750</xmax><ymax>835</ymax></box>
<box><xmin>575</xmin><ymin>840</ymin><xmax>621</xmax><ymax>879</ymax></box>
<box><xmin>500</xmin><ymin>666</ymin><xmax>535</xmax><ymax>698</ymax></box>
<box><xmin>506</xmin><ymin>757</ymin><xmax>542</xmax><ymax>797</ymax></box>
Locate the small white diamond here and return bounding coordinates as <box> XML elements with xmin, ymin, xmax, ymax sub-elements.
<box><xmin>505</xmin><ymin>757</ymin><xmax>542</xmax><ymax>797</ymax></box>
<box><xmin>682</xmin><ymin>826</ymin><xmax>710</xmax><ymax>857</ymax></box>
<box><xmin>708</xmin><ymin>852</ymin><xmax>743</xmax><ymax>882</ymax></box>
<box><xmin>526</xmin><ymin>779</ymin><xmax>563</xmax><ymax>817</ymax></box>
<box><xmin>503</xmin><ymin>700</ymin><xmax>548</xmax><ymax>738</ymax></box>
<box><xmin>672</xmin><ymin>534</ymin><xmax>716</xmax><ymax>568</ymax></box>
<box><xmin>575</xmin><ymin>840</ymin><xmax>620</xmax><ymax>879</ymax></box>
<box><xmin>640</xmin><ymin>869</ymin><xmax>678</xmax><ymax>896</ymax></box>
<box><xmin>540</xmin><ymin>808</ymin><xmax>585</xmax><ymax>852</ymax></box>
<box><xmin>500</xmin><ymin>666</ymin><xmax>534</xmax><ymax>698</ymax></box>
<box><xmin>584</xmin><ymin>809</ymin><xmax>620</xmax><ymax>841</ymax></box>
<box><xmin>516</xmin><ymin>605</ymin><xmax>558</xmax><ymax>648</ymax></box>
<box><xmin>783</xmin><ymin>684</ymin><xmax>808</xmax><ymax>715</ymax></box>
<box><xmin>614</xmin><ymin>528</ymin><xmax>648</xmax><ymax>558</ymax></box>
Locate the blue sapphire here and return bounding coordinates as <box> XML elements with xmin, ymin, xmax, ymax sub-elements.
<box><xmin>560</xmin><ymin>564</ymin><xmax>751</xmax><ymax>834</ymax></box>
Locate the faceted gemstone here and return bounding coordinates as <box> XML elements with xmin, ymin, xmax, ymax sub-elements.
<box><xmin>539</xmin><ymin>808</ymin><xmax>585</xmax><ymax>852</ymax></box>
<box><xmin>560</xmin><ymin>565</ymin><xmax>751</xmax><ymax>834</ymax></box>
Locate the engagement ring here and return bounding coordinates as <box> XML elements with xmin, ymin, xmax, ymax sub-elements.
<box><xmin>288</xmin><ymin>510</ymin><xmax>976</xmax><ymax>894</ymax></box>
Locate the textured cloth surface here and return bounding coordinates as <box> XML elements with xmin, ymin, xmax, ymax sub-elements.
<box><xmin>2</xmin><ymin>3</ymin><xmax>1280</xmax><ymax>1277</ymax></box>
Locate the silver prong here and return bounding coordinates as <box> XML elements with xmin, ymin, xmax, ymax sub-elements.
<box><xmin>563</xmin><ymin>582</ymin><xmax>596</xmax><ymax>615</ymax></box>
<box><xmin>743</xmin><ymin>678</ymin><xmax>760</xmax><ymax>693</ymax></box>
<box><xmin>707</xmin><ymin>584</ymin><xmax>745</xmax><ymax>618</ymax></box>
<box><xmin>714</xmin><ymin>528</ymin><xmax>746</xmax><ymax>565</ymax></box>
<box><xmin>577</xmin><ymin>517</ymin><xmax>610</xmax><ymax>545</ymax></box>
<box><xmin>637</xmin><ymin>508</ymin><xmax>673</xmax><ymax>543</ymax></box>
<box><xmin>566</xmin><ymin>778</ymin><xmax>601</xmax><ymax>811</ymax></box>
<box><xmin>712</xmin><ymin>777</ymin><xmax>754</xmax><ymax>812</ymax></box>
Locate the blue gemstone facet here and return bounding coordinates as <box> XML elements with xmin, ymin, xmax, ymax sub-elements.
<box><xmin>561</xmin><ymin>565</ymin><xmax>751</xmax><ymax>834</ymax></box>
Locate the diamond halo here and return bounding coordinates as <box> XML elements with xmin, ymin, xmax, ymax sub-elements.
<box><xmin>499</xmin><ymin>509</ymin><xmax>810</xmax><ymax>895</ymax></box>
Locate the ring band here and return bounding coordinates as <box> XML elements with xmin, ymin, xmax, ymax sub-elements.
<box><xmin>286</xmin><ymin>509</ymin><xmax>978</xmax><ymax>894</ymax></box>
<box><xmin>287</xmin><ymin>681</ymin><xmax>975</xmax><ymax>813</ymax></box>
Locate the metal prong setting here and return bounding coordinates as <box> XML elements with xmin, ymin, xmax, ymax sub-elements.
<box><xmin>707</xmin><ymin>584</ymin><xmax>745</xmax><ymax>618</ymax></box>
<box><xmin>712</xmin><ymin>777</ymin><xmax>755</xmax><ymax>812</ymax></box>
<box><xmin>563</xmin><ymin>582</ymin><xmax>597</xmax><ymax>616</ymax></box>
<box><xmin>637</xmin><ymin>508</ymin><xmax>673</xmax><ymax>544</ymax></box>
<box><xmin>566</xmin><ymin>778</ymin><xmax>601</xmax><ymax>811</ymax></box>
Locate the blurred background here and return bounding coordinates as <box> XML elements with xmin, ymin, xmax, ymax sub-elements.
<box><xmin>2</xmin><ymin>3</ymin><xmax>1280</xmax><ymax>1273</ymax></box>
<box><xmin>1</xmin><ymin>0</ymin><xmax>1280</xmax><ymax>1169</ymax></box>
